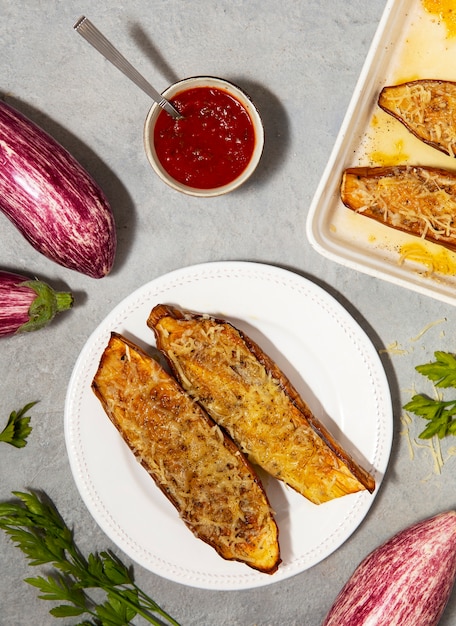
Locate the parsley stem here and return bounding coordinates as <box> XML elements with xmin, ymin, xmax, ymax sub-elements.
<box><xmin>0</xmin><ymin>490</ymin><xmax>181</xmax><ymax>626</ymax></box>
<box><xmin>100</xmin><ymin>584</ymin><xmax>181</xmax><ymax>625</ymax></box>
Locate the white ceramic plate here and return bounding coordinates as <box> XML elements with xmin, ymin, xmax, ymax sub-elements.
<box><xmin>64</xmin><ymin>261</ymin><xmax>392</xmax><ymax>590</ymax></box>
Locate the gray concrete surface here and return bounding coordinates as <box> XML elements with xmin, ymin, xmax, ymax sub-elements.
<box><xmin>2</xmin><ymin>1</ymin><xmax>456</xmax><ymax>625</ymax></box>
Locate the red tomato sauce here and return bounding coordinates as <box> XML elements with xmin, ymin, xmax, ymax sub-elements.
<box><xmin>153</xmin><ymin>87</ymin><xmax>256</xmax><ymax>189</ymax></box>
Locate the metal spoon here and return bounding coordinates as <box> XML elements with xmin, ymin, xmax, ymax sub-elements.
<box><xmin>74</xmin><ymin>16</ymin><xmax>182</xmax><ymax>119</ymax></box>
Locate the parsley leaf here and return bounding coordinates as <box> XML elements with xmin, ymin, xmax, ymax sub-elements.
<box><xmin>403</xmin><ymin>351</ymin><xmax>456</xmax><ymax>439</ymax></box>
<box><xmin>403</xmin><ymin>395</ymin><xmax>456</xmax><ymax>439</ymax></box>
<box><xmin>415</xmin><ymin>351</ymin><xmax>456</xmax><ymax>388</ymax></box>
<box><xmin>0</xmin><ymin>402</ymin><xmax>36</xmax><ymax>448</ymax></box>
<box><xmin>0</xmin><ymin>490</ymin><xmax>180</xmax><ymax>625</ymax></box>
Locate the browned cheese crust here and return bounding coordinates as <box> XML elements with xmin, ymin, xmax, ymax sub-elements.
<box><xmin>92</xmin><ymin>332</ymin><xmax>280</xmax><ymax>574</ymax></box>
<box><xmin>147</xmin><ymin>305</ymin><xmax>375</xmax><ymax>505</ymax></box>
<box><xmin>379</xmin><ymin>79</ymin><xmax>456</xmax><ymax>157</ymax></box>
<box><xmin>341</xmin><ymin>165</ymin><xmax>456</xmax><ymax>251</ymax></box>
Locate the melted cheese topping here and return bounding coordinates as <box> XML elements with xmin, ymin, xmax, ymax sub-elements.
<box><xmin>155</xmin><ymin>316</ymin><xmax>370</xmax><ymax>505</ymax></box>
<box><xmin>92</xmin><ymin>333</ymin><xmax>279</xmax><ymax>572</ymax></box>
<box><xmin>342</xmin><ymin>166</ymin><xmax>456</xmax><ymax>244</ymax></box>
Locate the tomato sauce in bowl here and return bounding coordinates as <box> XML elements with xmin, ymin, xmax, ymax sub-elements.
<box><xmin>154</xmin><ymin>87</ymin><xmax>255</xmax><ymax>189</ymax></box>
<box><xmin>144</xmin><ymin>77</ymin><xmax>264</xmax><ymax>197</ymax></box>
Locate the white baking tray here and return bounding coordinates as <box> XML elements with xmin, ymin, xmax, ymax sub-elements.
<box><xmin>306</xmin><ymin>0</ymin><xmax>456</xmax><ymax>305</ymax></box>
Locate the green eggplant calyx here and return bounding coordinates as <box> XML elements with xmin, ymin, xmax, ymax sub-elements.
<box><xmin>18</xmin><ymin>280</ymin><xmax>74</xmax><ymax>333</ymax></box>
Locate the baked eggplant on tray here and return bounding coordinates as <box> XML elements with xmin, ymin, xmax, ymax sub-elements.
<box><xmin>92</xmin><ymin>332</ymin><xmax>280</xmax><ymax>574</ymax></box>
<box><xmin>340</xmin><ymin>165</ymin><xmax>456</xmax><ymax>251</ymax></box>
<box><xmin>379</xmin><ymin>79</ymin><xmax>456</xmax><ymax>157</ymax></box>
<box><xmin>147</xmin><ymin>304</ymin><xmax>375</xmax><ymax>506</ymax></box>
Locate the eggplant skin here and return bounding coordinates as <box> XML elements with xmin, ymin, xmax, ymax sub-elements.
<box><xmin>322</xmin><ymin>511</ymin><xmax>456</xmax><ymax>626</ymax></box>
<box><xmin>0</xmin><ymin>270</ymin><xmax>73</xmax><ymax>336</ymax></box>
<box><xmin>0</xmin><ymin>100</ymin><xmax>116</xmax><ymax>278</ymax></box>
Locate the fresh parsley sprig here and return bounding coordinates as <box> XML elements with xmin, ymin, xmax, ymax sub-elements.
<box><xmin>415</xmin><ymin>350</ymin><xmax>456</xmax><ymax>388</ymax></box>
<box><xmin>0</xmin><ymin>490</ymin><xmax>181</xmax><ymax>626</ymax></box>
<box><xmin>0</xmin><ymin>402</ymin><xmax>36</xmax><ymax>447</ymax></box>
<box><xmin>403</xmin><ymin>351</ymin><xmax>456</xmax><ymax>439</ymax></box>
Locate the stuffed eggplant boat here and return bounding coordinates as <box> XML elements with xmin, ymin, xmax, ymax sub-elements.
<box><xmin>92</xmin><ymin>332</ymin><xmax>280</xmax><ymax>574</ymax></box>
<box><xmin>147</xmin><ymin>304</ymin><xmax>375</xmax><ymax>506</ymax></box>
<box><xmin>340</xmin><ymin>165</ymin><xmax>456</xmax><ymax>251</ymax></box>
<box><xmin>379</xmin><ymin>79</ymin><xmax>456</xmax><ymax>158</ymax></box>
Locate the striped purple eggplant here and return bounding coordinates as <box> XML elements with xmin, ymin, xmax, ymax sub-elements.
<box><xmin>0</xmin><ymin>270</ymin><xmax>73</xmax><ymax>336</ymax></box>
<box><xmin>0</xmin><ymin>100</ymin><xmax>116</xmax><ymax>278</ymax></box>
<box><xmin>322</xmin><ymin>510</ymin><xmax>456</xmax><ymax>626</ymax></box>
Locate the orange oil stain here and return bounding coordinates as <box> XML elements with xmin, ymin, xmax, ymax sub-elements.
<box><xmin>422</xmin><ymin>0</ymin><xmax>456</xmax><ymax>38</ymax></box>
<box><xmin>369</xmin><ymin>142</ymin><xmax>410</xmax><ymax>166</ymax></box>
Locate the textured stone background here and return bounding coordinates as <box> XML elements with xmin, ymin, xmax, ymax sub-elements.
<box><xmin>2</xmin><ymin>1</ymin><xmax>456</xmax><ymax>625</ymax></box>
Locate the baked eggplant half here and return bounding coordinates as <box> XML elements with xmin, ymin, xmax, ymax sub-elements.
<box><xmin>378</xmin><ymin>79</ymin><xmax>456</xmax><ymax>157</ymax></box>
<box><xmin>341</xmin><ymin>165</ymin><xmax>456</xmax><ymax>251</ymax></box>
<box><xmin>92</xmin><ymin>332</ymin><xmax>280</xmax><ymax>574</ymax></box>
<box><xmin>147</xmin><ymin>305</ymin><xmax>375</xmax><ymax>505</ymax></box>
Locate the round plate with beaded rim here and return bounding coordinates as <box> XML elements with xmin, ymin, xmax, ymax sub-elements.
<box><xmin>64</xmin><ymin>261</ymin><xmax>392</xmax><ymax>590</ymax></box>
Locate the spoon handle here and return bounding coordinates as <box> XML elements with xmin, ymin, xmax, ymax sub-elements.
<box><xmin>74</xmin><ymin>16</ymin><xmax>181</xmax><ymax>119</ymax></box>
